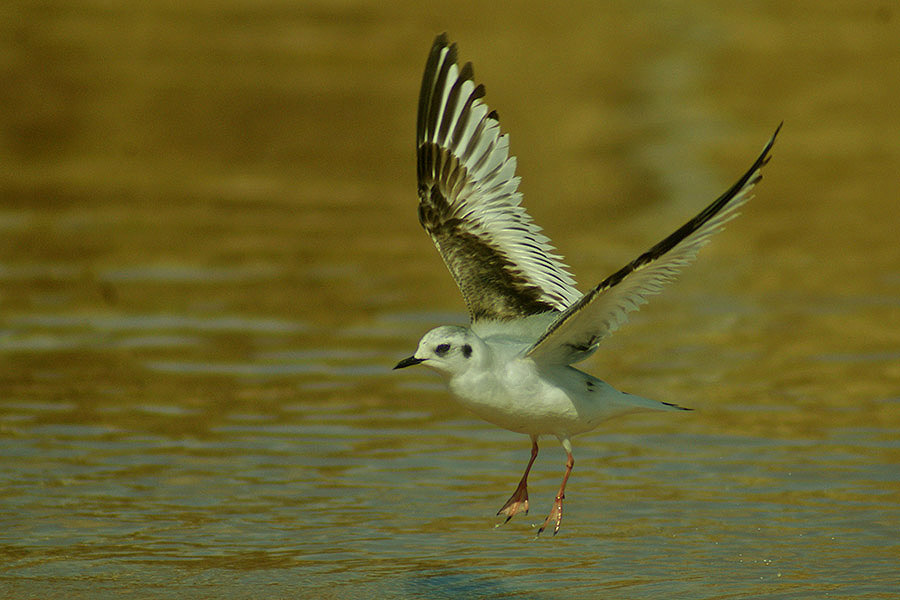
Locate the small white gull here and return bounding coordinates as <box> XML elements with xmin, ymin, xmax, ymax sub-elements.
<box><xmin>395</xmin><ymin>33</ymin><xmax>780</xmax><ymax>536</ymax></box>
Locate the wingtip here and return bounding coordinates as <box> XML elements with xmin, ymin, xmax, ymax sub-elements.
<box><xmin>766</xmin><ymin>121</ymin><xmax>783</xmax><ymax>150</ymax></box>
<box><xmin>757</xmin><ymin>121</ymin><xmax>783</xmax><ymax>169</ymax></box>
<box><xmin>432</xmin><ymin>33</ymin><xmax>458</xmax><ymax>60</ymax></box>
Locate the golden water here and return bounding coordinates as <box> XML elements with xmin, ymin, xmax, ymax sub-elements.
<box><xmin>2</xmin><ymin>2</ymin><xmax>898</xmax><ymax>598</ymax></box>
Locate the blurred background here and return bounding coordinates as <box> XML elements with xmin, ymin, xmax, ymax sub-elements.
<box><xmin>2</xmin><ymin>1</ymin><xmax>898</xmax><ymax>598</ymax></box>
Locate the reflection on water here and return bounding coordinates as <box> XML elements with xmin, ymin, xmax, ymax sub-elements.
<box><xmin>2</xmin><ymin>1</ymin><xmax>899</xmax><ymax>598</ymax></box>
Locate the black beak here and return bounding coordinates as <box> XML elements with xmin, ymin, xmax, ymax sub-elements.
<box><xmin>393</xmin><ymin>356</ymin><xmax>425</xmax><ymax>370</ymax></box>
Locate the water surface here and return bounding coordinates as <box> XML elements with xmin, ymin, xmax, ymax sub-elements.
<box><xmin>2</xmin><ymin>1</ymin><xmax>898</xmax><ymax>598</ymax></box>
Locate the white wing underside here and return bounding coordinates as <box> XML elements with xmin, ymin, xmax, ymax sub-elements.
<box><xmin>417</xmin><ymin>34</ymin><xmax>581</xmax><ymax>322</ymax></box>
<box><xmin>525</xmin><ymin>126</ymin><xmax>780</xmax><ymax>365</ymax></box>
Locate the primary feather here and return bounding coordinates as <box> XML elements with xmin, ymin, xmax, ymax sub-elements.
<box><xmin>417</xmin><ymin>34</ymin><xmax>582</xmax><ymax>322</ymax></box>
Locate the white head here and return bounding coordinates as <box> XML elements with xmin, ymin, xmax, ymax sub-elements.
<box><xmin>394</xmin><ymin>326</ymin><xmax>486</xmax><ymax>377</ymax></box>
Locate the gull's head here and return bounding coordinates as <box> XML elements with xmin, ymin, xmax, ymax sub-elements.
<box><xmin>393</xmin><ymin>326</ymin><xmax>483</xmax><ymax>377</ymax></box>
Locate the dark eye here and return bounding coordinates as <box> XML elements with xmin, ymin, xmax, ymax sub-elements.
<box><xmin>435</xmin><ymin>343</ymin><xmax>451</xmax><ymax>356</ymax></box>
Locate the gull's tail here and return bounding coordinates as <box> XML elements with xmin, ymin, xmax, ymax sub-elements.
<box><xmin>618</xmin><ymin>392</ymin><xmax>692</xmax><ymax>413</ymax></box>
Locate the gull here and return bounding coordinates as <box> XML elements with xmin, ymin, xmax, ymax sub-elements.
<box><xmin>394</xmin><ymin>33</ymin><xmax>780</xmax><ymax>536</ymax></box>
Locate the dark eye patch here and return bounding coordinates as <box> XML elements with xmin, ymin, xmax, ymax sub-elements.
<box><xmin>462</xmin><ymin>344</ymin><xmax>472</xmax><ymax>359</ymax></box>
<box><xmin>435</xmin><ymin>343</ymin><xmax>451</xmax><ymax>356</ymax></box>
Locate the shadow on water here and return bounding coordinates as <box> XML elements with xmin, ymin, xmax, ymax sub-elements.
<box><xmin>403</xmin><ymin>570</ymin><xmax>520</xmax><ymax>600</ymax></box>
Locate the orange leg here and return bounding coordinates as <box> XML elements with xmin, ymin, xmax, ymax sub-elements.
<box><xmin>496</xmin><ymin>436</ymin><xmax>539</xmax><ymax>524</ymax></box>
<box><xmin>537</xmin><ymin>437</ymin><xmax>573</xmax><ymax>536</ymax></box>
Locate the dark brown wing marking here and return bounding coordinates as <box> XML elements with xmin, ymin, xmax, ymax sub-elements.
<box><xmin>415</xmin><ymin>34</ymin><xmax>581</xmax><ymax>322</ymax></box>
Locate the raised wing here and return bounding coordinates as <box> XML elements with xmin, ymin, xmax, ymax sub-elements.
<box><xmin>526</xmin><ymin>124</ymin><xmax>781</xmax><ymax>365</ymax></box>
<box><xmin>416</xmin><ymin>34</ymin><xmax>581</xmax><ymax>322</ymax></box>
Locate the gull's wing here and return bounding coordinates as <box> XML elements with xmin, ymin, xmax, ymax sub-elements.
<box><xmin>416</xmin><ymin>34</ymin><xmax>581</xmax><ymax>322</ymax></box>
<box><xmin>526</xmin><ymin>125</ymin><xmax>781</xmax><ymax>365</ymax></box>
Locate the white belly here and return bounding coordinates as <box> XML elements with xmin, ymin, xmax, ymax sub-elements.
<box><xmin>448</xmin><ymin>360</ymin><xmax>615</xmax><ymax>437</ymax></box>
